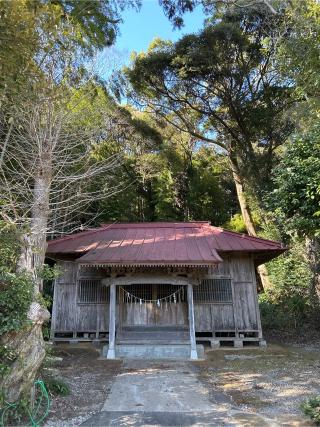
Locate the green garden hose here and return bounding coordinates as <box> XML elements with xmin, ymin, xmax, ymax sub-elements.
<box><xmin>0</xmin><ymin>379</ymin><xmax>50</xmax><ymax>427</ymax></box>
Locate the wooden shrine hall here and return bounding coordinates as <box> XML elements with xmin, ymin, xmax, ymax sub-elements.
<box><xmin>47</xmin><ymin>222</ymin><xmax>285</xmax><ymax>360</ymax></box>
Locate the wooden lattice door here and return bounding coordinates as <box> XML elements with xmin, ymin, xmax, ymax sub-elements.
<box><xmin>120</xmin><ymin>284</ymin><xmax>188</xmax><ymax>327</ymax></box>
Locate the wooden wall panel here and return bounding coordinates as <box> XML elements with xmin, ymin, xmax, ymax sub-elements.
<box><xmin>52</xmin><ymin>283</ymin><xmax>77</xmax><ymax>331</ymax></box>
<box><xmin>76</xmin><ymin>305</ymin><xmax>101</xmax><ymax>331</ymax></box>
<box><xmin>194</xmin><ymin>304</ymin><xmax>235</xmax><ymax>332</ymax></box>
<box><xmin>233</xmin><ymin>282</ymin><xmax>258</xmax><ymax>330</ymax></box>
<box><xmin>229</xmin><ymin>256</ymin><xmax>260</xmax><ymax>331</ymax></box>
<box><xmin>230</xmin><ymin>256</ymin><xmax>254</xmax><ymax>282</ymax></box>
<box><xmin>194</xmin><ymin>304</ymin><xmax>212</xmax><ymax>331</ymax></box>
<box><xmin>52</xmin><ymin>261</ymin><xmax>111</xmax><ymax>332</ymax></box>
<box><xmin>211</xmin><ymin>304</ymin><xmax>235</xmax><ymax>330</ymax></box>
<box><xmin>52</xmin><ymin>257</ymin><xmax>262</xmax><ymax>336</ymax></box>
<box><xmin>57</xmin><ymin>261</ymin><xmax>78</xmax><ymax>284</ymax></box>
<box><xmin>97</xmin><ymin>304</ymin><xmax>109</xmax><ymax>330</ymax></box>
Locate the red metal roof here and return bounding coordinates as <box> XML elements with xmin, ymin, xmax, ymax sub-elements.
<box><xmin>47</xmin><ymin>222</ymin><xmax>285</xmax><ymax>267</ymax></box>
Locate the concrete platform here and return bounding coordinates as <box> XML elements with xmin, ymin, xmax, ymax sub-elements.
<box><xmin>102</xmin><ymin>344</ymin><xmax>205</xmax><ymax>360</ymax></box>
<box><xmin>101</xmin><ymin>360</ymin><xmax>231</xmax><ymax>413</ymax></box>
<box><xmin>81</xmin><ymin>410</ymin><xmax>232</xmax><ymax>426</ymax></box>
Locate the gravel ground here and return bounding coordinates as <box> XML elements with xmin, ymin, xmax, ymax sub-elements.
<box><xmin>44</xmin><ymin>340</ymin><xmax>320</xmax><ymax>426</ymax></box>
<box><xmin>198</xmin><ymin>342</ymin><xmax>320</xmax><ymax>421</ymax></box>
<box><xmin>44</xmin><ymin>344</ymin><xmax>122</xmax><ymax>427</ymax></box>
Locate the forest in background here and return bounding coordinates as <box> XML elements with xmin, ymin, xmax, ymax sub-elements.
<box><xmin>0</xmin><ymin>0</ymin><xmax>319</xmax><ymax>408</ymax></box>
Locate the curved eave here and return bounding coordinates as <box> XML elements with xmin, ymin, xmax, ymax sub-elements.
<box><xmin>216</xmin><ymin>248</ymin><xmax>288</xmax><ymax>266</ymax></box>
<box><xmin>47</xmin><ymin>249</ymin><xmax>287</xmax><ymax>266</ymax></box>
<box><xmin>252</xmin><ymin>248</ymin><xmax>288</xmax><ymax>265</ymax></box>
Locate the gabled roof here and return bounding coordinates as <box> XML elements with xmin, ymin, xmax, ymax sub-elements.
<box><xmin>46</xmin><ymin>222</ymin><xmax>286</xmax><ymax>267</ymax></box>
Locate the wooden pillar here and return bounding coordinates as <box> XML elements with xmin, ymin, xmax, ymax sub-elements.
<box><xmin>50</xmin><ymin>278</ymin><xmax>58</xmax><ymax>340</ymax></box>
<box><xmin>187</xmin><ymin>283</ymin><xmax>198</xmax><ymax>360</ymax></box>
<box><xmin>107</xmin><ymin>283</ymin><xmax>116</xmax><ymax>359</ymax></box>
<box><xmin>250</xmin><ymin>256</ymin><xmax>263</xmax><ymax>339</ymax></box>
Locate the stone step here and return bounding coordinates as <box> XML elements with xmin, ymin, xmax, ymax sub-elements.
<box><xmin>120</xmin><ymin>326</ymin><xmax>188</xmax><ymax>332</ymax></box>
<box><xmin>117</xmin><ymin>332</ymin><xmax>190</xmax><ymax>342</ymax></box>
<box><xmin>117</xmin><ymin>340</ymin><xmax>191</xmax><ymax>345</ymax></box>
<box><xmin>102</xmin><ymin>344</ymin><xmax>205</xmax><ymax>360</ymax></box>
<box><xmin>118</xmin><ymin>330</ymin><xmax>190</xmax><ymax>336</ymax></box>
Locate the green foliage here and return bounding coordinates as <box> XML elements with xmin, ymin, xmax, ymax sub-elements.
<box><xmin>44</xmin><ymin>376</ymin><xmax>70</xmax><ymax>397</ymax></box>
<box><xmin>0</xmin><ymin>380</ymin><xmax>50</xmax><ymax>426</ymax></box>
<box><xmin>153</xmin><ymin>168</ymin><xmax>177</xmax><ymax>220</ymax></box>
<box><xmin>0</xmin><ymin>345</ymin><xmax>18</xmax><ymax>379</ymax></box>
<box><xmin>0</xmin><ymin>222</ymin><xmax>35</xmax><ymax>336</ymax></box>
<box><xmin>125</xmin><ymin>7</ymin><xmax>292</xmax><ymax>198</ymax></box>
<box><xmin>301</xmin><ymin>396</ymin><xmax>320</xmax><ymax>425</ymax></box>
<box><xmin>259</xmin><ymin>240</ymin><xmax>312</xmax><ymax>330</ymax></box>
<box><xmin>52</xmin><ymin>0</ymin><xmax>140</xmax><ymax>53</ymax></box>
<box><xmin>224</xmin><ymin>213</ymin><xmax>247</xmax><ymax>233</ymax></box>
<box><xmin>42</xmin><ymin>324</ymin><xmax>51</xmax><ymax>341</ymax></box>
<box><xmin>37</xmin><ymin>264</ymin><xmax>61</xmax><ymax>281</ymax></box>
<box><xmin>187</xmin><ymin>149</ymin><xmax>236</xmax><ymax>225</ymax></box>
<box><xmin>0</xmin><ymin>397</ymin><xmax>31</xmax><ymax>427</ymax></box>
<box><xmin>36</xmin><ymin>293</ymin><xmax>52</xmax><ymax>310</ymax></box>
<box><xmin>0</xmin><ymin>0</ymin><xmax>40</xmax><ymax>104</ymax></box>
<box><xmin>0</xmin><ymin>227</ymin><xmax>35</xmax><ymax>401</ymax></box>
<box><xmin>267</xmin><ymin>242</ymin><xmax>312</xmax><ymax>300</ymax></box>
<box><xmin>0</xmin><ymin>222</ymin><xmax>21</xmax><ymax>271</ymax></box>
<box><xmin>224</xmin><ymin>208</ymin><xmax>263</xmax><ymax>233</ymax></box>
<box><xmin>94</xmin><ymin>129</ymin><xmax>237</xmax><ymax>224</ymax></box>
<box><xmin>0</xmin><ymin>270</ymin><xmax>34</xmax><ymax>335</ymax></box>
<box><xmin>277</xmin><ymin>0</ymin><xmax>320</xmax><ymax>116</ymax></box>
<box><xmin>37</xmin><ymin>292</ymin><xmax>53</xmax><ymax>341</ymax></box>
<box><xmin>271</xmin><ymin>125</ymin><xmax>320</xmax><ymax>237</ymax></box>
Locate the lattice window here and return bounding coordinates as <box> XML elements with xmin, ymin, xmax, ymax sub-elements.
<box><xmin>121</xmin><ymin>284</ymin><xmax>185</xmax><ymax>302</ymax></box>
<box><xmin>122</xmin><ymin>284</ymin><xmax>153</xmax><ymax>301</ymax></box>
<box><xmin>194</xmin><ymin>278</ymin><xmax>233</xmax><ymax>303</ymax></box>
<box><xmin>77</xmin><ymin>279</ymin><xmax>109</xmax><ymax>303</ymax></box>
<box><xmin>157</xmin><ymin>284</ymin><xmax>185</xmax><ymax>302</ymax></box>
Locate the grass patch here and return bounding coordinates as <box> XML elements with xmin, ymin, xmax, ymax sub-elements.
<box><xmin>44</xmin><ymin>376</ymin><xmax>70</xmax><ymax>397</ymax></box>
<box><xmin>301</xmin><ymin>396</ymin><xmax>320</xmax><ymax>425</ymax></box>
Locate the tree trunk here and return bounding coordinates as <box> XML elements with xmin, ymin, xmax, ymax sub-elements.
<box><xmin>16</xmin><ymin>233</ymin><xmax>34</xmax><ymax>274</ymax></box>
<box><xmin>5</xmin><ymin>161</ymin><xmax>52</xmax><ymax>403</ymax></box>
<box><xmin>30</xmin><ymin>172</ymin><xmax>51</xmax><ymax>292</ymax></box>
<box><xmin>1</xmin><ymin>304</ymin><xmax>49</xmax><ymax>402</ymax></box>
<box><xmin>230</xmin><ymin>156</ymin><xmax>272</xmax><ymax>291</ymax></box>
<box><xmin>305</xmin><ymin>236</ymin><xmax>320</xmax><ymax>303</ymax></box>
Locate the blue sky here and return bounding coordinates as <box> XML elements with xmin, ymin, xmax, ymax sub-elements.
<box><xmin>115</xmin><ymin>1</ymin><xmax>205</xmax><ymax>62</ymax></box>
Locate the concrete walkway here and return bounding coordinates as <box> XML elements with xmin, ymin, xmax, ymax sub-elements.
<box><xmin>81</xmin><ymin>361</ymin><xmax>280</xmax><ymax>426</ymax></box>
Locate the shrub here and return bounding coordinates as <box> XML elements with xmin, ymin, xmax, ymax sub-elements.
<box><xmin>259</xmin><ymin>239</ymin><xmax>313</xmax><ymax>330</ymax></box>
<box><xmin>0</xmin><ymin>223</ymin><xmax>35</xmax><ymax>336</ymax></box>
<box><xmin>259</xmin><ymin>297</ymin><xmax>288</xmax><ymax>330</ymax></box>
<box><xmin>301</xmin><ymin>396</ymin><xmax>320</xmax><ymax>425</ymax></box>
<box><xmin>0</xmin><ymin>345</ymin><xmax>18</xmax><ymax>379</ymax></box>
<box><xmin>0</xmin><ymin>222</ymin><xmax>20</xmax><ymax>271</ymax></box>
<box><xmin>44</xmin><ymin>376</ymin><xmax>70</xmax><ymax>396</ymax></box>
<box><xmin>0</xmin><ymin>270</ymin><xmax>34</xmax><ymax>335</ymax></box>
